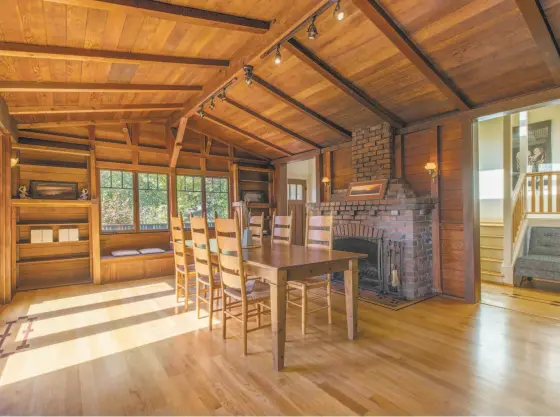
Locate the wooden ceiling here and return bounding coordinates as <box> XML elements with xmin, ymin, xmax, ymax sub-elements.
<box><xmin>1</xmin><ymin>0</ymin><xmax>559</xmax><ymax>160</ymax></box>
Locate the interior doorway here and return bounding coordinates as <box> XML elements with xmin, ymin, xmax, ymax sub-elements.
<box><xmin>288</xmin><ymin>179</ymin><xmax>306</xmax><ymax>245</ymax></box>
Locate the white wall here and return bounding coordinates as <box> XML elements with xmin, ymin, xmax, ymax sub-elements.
<box><xmin>287</xmin><ymin>157</ymin><xmax>317</xmax><ymax>203</ymax></box>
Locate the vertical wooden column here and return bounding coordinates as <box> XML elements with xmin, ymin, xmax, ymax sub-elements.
<box><xmin>88</xmin><ymin>127</ymin><xmax>102</xmax><ymax>285</ymax></box>
<box><xmin>322</xmin><ymin>151</ymin><xmax>332</xmax><ymax>202</ymax></box>
<box><xmin>130</xmin><ymin>123</ymin><xmax>140</xmax><ymax>165</ymax></box>
<box><xmin>315</xmin><ymin>154</ymin><xmax>322</xmax><ymax>203</ymax></box>
<box><xmin>0</xmin><ymin>133</ymin><xmax>13</xmax><ymax>303</ymax></box>
<box><xmin>274</xmin><ymin>163</ymin><xmax>287</xmax><ymax>215</ymax></box>
<box><xmin>231</xmin><ymin>163</ymin><xmax>239</xmax><ymax>202</ymax></box>
<box><xmin>431</xmin><ymin>127</ymin><xmax>442</xmax><ymax>292</ymax></box>
<box><xmin>462</xmin><ymin>117</ymin><xmax>481</xmax><ymax>303</ymax></box>
<box><xmin>502</xmin><ymin>116</ymin><xmax>514</xmax><ymax>284</ymax></box>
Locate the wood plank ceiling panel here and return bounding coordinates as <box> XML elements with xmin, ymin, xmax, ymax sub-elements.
<box><xmin>226</xmin><ymin>78</ymin><xmax>346</xmax><ymax>148</ymax></box>
<box><xmin>540</xmin><ymin>0</ymin><xmax>560</xmax><ymax>58</ymax></box>
<box><xmin>377</xmin><ymin>0</ymin><xmax>555</xmax><ymax>105</ymax></box>
<box><xmin>292</xmin><ymin>1</ymin><xmax>455</xmax><ymax>124</ymax></box>
<box><xmin>0</xmin><ymin>0</ymin><xmax>289</xmax><ymax>124</ymax></box>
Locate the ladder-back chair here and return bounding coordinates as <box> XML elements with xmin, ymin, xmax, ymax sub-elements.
<box><xmin>271</xmin><ymin>210</ymin><xmax>294</xmax><ymax>245</ymax></box>
<box><xmin>248</xmin><ymin>212</ymin><xmax>265</xmax><ymax>243</ymax></box>
<box><xmin>171</xmin><ymin>215</ymin><xmax>196</xmax><ymax>311</ymax></box>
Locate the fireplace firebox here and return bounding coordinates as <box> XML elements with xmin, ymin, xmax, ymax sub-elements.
<box><xmin>333</xmin><ymin>237</ymin><xmax>383</xmax><ymax>291</ymax></box>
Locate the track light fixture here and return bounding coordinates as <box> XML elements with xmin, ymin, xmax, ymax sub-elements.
<box><xmin>209</xmin><ymin>97</ymin><xmax>215</xmax><ymax>110</ymax></box>
<box><xmin>198</xmin><ymin>106</ymin><xmax>205</xmax><ymax>118</ymax></box>
<box><xmin>274</xmin><ymin>45</ymin><xmax>282</xmax><ymax>65</ymax></box>
<box><xmin>244</xmin><ymin>65</ymin><xmax>254</xmax><ymax>86</ymax></box>
<box><xmin>219</xmin><ymin>89</ymin><xmax>227</xmax><ymax>101</ymax></box>
<box><xmin>333</xmin><ymin>0</ymin><xmax>345</xmax><ymax>20</ymax></box>
<box><xmin>307</xmin><ymin>16</ymin><xmax>318</xmax><ymax>39</ymax></box>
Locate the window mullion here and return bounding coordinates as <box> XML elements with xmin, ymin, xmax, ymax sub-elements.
<box><xmin>133</xmin><ymin>172</ymin><xmax>140</xmax><ymax>232</ymax></box>
<box><xmin>201</xmin><ymin>176</ymin><xmax>207</xmax><ymax>217</ymax></box>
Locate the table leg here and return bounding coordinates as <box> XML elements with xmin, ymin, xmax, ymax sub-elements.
<box><xmin>344</xmin><ymin>259</ymin><xmax>358</xmax><ymax>340</ymax></box>
<box><xmin>270</xmin><ymin>270</ymin><xmax>287</xmax><ymax>371</ymax></box>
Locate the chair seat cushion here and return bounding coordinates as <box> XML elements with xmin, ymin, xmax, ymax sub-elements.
<box><xmin>224</xmin><ymin>280</ymin><xmax>270</xmax><ymax>302</ymax></box>
<box><xmin>197</xmin><ymin>272</ymin><xmax>221</xmax><ymax>286</ymax></box>
<box><xmin>288</xmin><ymin>275</ymin><xmax>329</xmax><ymax>289</ymax></box>
<box><xmin>176</xmin><ymin>264</ymin><xmax>196</xmax><ymax>274</ymax></box>
<box><xmin>514</xmin><ymin>254</ymin><xmax>560</xmax><ymax>281</ymax></box>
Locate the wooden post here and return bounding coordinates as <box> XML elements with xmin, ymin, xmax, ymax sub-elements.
<box><xmin>0</xmin><ymin>133</ymin><xmax>13</xmax><ymax>303</ymax></box>
<box><xmin>431</xmin><ymin>127</ymin><xmax>442</xmax><ymax>292</ymax></box>
<box><xmin>462</xmin><ymin>117</ymin><xmax>481</xmax><ymax>303</ymax></box>
<box><xmin>502</xmin><ymin>116</ymin><xmax>514</xmax><ymax>284</ymax></box>
<box><xmin>315</xmin><ymin>154</ymin><xmax>322</xmax><ymax>203</ymax></box>
<box><xmin>274</xmin><ymin>163</ymin><xmax>287</xmax><ymax>215</ymax></box>
<box><xmin>88</xmin><ymin>128</ymin><xmax>102</xmax><ymax>285</ymax></box>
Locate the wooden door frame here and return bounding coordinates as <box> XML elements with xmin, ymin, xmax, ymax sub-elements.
<box><xmin>288</xmin><ymin>178</ymin><xmax>307</xmax><ymax>246</ymax></box>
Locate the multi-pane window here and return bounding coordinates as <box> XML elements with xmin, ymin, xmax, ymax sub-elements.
<box><xmin>177</xmin><ymin>175</ymin><xmax>203</xmax><ymax>227</ymax></box>
<box><xmin>176</xmin><ymin>175</ymin><xmax>229</xmax><ymax>227</ymax></box>
<box><xmin>205</xmin><ymin>177</ymin><xmax>229</xmax><ymax>226</ymax></box>
<box><xmin>138</xmin><ymin>173</ymin><xmax>169</xmax><ymax>231</ymax></box>
<box><xmin>289</xmin><ymin>183</ymin><xmax>304</xmax><ymax>201</ymax></box>
<box><xmin>100</xmin><ymin>170</ymin><xmax>134</xmax><ymax>232</ymax></box>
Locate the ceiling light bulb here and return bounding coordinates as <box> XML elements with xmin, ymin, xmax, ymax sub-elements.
<box><xmin>274</xmin><ymin>45</ymin><xmax>282</xmax><ymax>65</ymax></box>
<box><xmin>209</xmin><ymin>98</ymin><xmax>215</xmax><ymax>110</ymax></box>
<box><xmin>334</xmin><ymin>1</ymin><xmax>345</xmax><ymax>20</ymax></box>
<box><xmin>219</xmin><ymin>90</ymin><xmax>227</xmax><ymax>101</ymax></box>
<box><xmin>307</xmin><ymin>16</ymin><xmax>318</xmax><ymax>40</ymax></box>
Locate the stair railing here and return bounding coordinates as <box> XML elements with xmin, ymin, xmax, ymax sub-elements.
<box><xmin>511</xmin><ymin>173</ymin><xmax>526</xmax><ymax>245</ymax></box>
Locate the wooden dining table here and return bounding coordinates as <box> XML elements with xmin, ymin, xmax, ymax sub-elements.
<box><xmin>185</xmin><ymin>239</ymin><xmax>366</xmax><ymax>371</ymax></box>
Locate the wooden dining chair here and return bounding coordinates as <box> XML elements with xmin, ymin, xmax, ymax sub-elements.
<box><xmin>271</xmin><ymin>210</ymin><xmax>294</xmax><ymax>245</ymax></box>
<box><xmin>190</xmin><ymin>213</ymin><xmax>222</xmax><ymax>330</ymax></box>
<box><xmin>215</xmin><ymin>212</ymin><xmax>271</xmax><ymax>355</ymax></box>
<box><xmin>171</xmin><ymin>215</ymin><xmax>197</xmax><ymax>311</ymax></box>
<box><xmin>287</xmin><ymin>212</ymin><xmax>334</xmax><ymax>334</ymax></box>
<box><xmin>248</xmin><ymin>212</ymin><xmax>265</xmax><ymax>243</ymax></box>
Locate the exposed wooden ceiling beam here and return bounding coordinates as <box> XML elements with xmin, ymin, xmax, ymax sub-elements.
<box><xmin>170</xmin><ymin>118</ymin><xmax>188</xmax><ymax>169</ymax></box>
<box><xmin>44</xmin><ymin>0</ymin><xmax>270</xmax><ymax>34</ymax></box>
<box><xmin>352</xmin><ymin>0</ymin><xmax>471</xmax><ymax>111</ymax></box>
<box><xmin>0</xmin><ymin>82</ymin><xmax>201</xmax><ymax>93</ymax></box>
<box><xmin>17</xmin><ymin>118</ymin><xmax>165</xmax><ymax>129</ymax></box>
<box><xmin>0</xmin><ymin>42</ymin><xmax>229</xmax><ymax>68</ymax></box>
<box><xmin>0</xmin><ymin>97</ymin><xmax>18</xmax><ymax>141</ymax></box>
<box><xmin>121</xmin><ymin>122</ymin><xmax>132</xmax><ymax>145</ymax></box>
<box><xmin>9</xmin><ymin>103</ymin><xmax>184</xmax><ymax>115</ymax></box>
<box><xmin>185</xmin><ymin>123</ymin><xmax>270</xmax><ymax>162</ymax></box>
<box><xmin>515</xmin><ymin>0</ymin><xmax>560</xmax><ymax>84</ymax></box>
<box><xmin>202</xmin><ymin>114</ymin><xmax>292</xmax><ymax>157</ymax></box>
<box><xmin>252</xmin><ymin>75</ymin><xmax>352</xmax><ymax>139</ymax></box>
<box><xmin>168</xmin><ymin>1</ymin><xmax>330</xmax><ymax>126</ymax></box>
<box><xmin>284</xmin><ymin>39</ymin><xmax>404</xmax><ymax>128</ymax></box>
<box><xmin>223</xmin><ymin>97</ymin><xmax>322</xmax><ymax>149</ymax></box>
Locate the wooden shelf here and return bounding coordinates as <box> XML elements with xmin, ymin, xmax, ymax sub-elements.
<box><xmin>17</xmin><ymin>220</ymin><xmax>89</xmax><ymax>227</ymax></box>
<box><xmin>18</xmin><ymin>163</ymin><xmax>88</xmax><ymax>172</ymax></box>
<box><xmin>238</xmin><ymin>166</ymin><xmax>273</xmax><ymax>173</ymax></box>
<box><xmin>17</xmin><ymin>254</ymin><xmax>90</xmax><ymax>265</ymax></box>
<box><xmin>240</xmin><ymin>179</ymin><xmax>269</xmax><ymax>184</ymax></box>
<box><xmin>248</xmin><ymin>203</ymin><xmax>272</xmax><ymax>208</ymax></box>
<box><xmin>12</xmin><ymin>199</ymin><xmax>93</xmax><ymax>207</ymax></box>
<box><xmin>17</xmin><ymin>239</ymin><xmax>89</xmax><ymax>247</ymax></box>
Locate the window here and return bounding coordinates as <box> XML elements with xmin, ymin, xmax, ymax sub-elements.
<box><xmin>289</xmin><ymin>183</ymin><xmax>304</xmax><ymax>201</ymax></box>
<box><xmin>205</xmin><ymin>177</ymin><xmax>229</xmax><ymax>226</ymax></box>
<box><xmin>176</xmin><ymin>175</ymin><xmax>229</xmax><ymax>227</ymax></box>
<box><xmin>101</xmin><ymin>170</ymin><xmax>134</xmax><ymax>232</ymax></box>
<box><xmin>138</xmin><ymin>173</ymin><xmax>168</xmax><ymax>231</ymax></box>
<box><xmin>177</xmin><ymin>175</ymin><xmax>203</xmax><ymax>227</ymax></box>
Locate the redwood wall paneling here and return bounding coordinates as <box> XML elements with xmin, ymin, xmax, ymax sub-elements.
<box><xmin>403</xmin><ymin>128</ymin><xmax>434</xmax><ymax>196</ymax></box>
<box><xmin>332</xmin><ymin>147</ymin><xmax>353</xmax><ymax>191</ymax></box>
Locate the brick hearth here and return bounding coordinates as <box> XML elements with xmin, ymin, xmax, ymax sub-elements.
<box><xmin>309</xmin><ymin>122</ymin><xmax>435</xmax><ymax>300</ymax></box>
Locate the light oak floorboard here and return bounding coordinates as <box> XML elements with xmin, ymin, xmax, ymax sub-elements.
<box><xmin>0</xmin><ymin>277</ymin><xmax>559</xmax><ymax>415</ymax></box>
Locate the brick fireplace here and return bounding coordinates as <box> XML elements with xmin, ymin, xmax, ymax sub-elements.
<box><xmin>309</xmin><ymin>122</ymin><xmax>435</xmax><ymax>300</ymax></box>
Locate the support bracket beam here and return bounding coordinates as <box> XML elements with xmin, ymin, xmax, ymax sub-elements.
<box><xmin>170</xmin><ymin>118</ymin><xmax>188</xmax><ymax>168</ymax></box>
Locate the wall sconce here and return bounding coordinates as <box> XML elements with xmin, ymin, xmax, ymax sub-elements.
<box><xmin>424</xmin><ymin>162</ymin><xmax>438</xmax><ymax>182</ymax></box>
<box><xmin>10</xmin><ymin>157</ymin><xmax>19</xmax><ymax>167</ymax></box>
<box><xmin>321</xmin><ymin>176</ymin><xmax>331</xmax><ymax>197</ymax></box>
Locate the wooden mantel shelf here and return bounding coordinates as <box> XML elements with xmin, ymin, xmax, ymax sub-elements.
<box><xmin>11</xmin><ymin>199</ymin><xmax>94</xmax><ymax>207</ymax></box>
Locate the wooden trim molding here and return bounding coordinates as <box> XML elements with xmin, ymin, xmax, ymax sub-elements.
<box><xmin>10</xmin><ymin>103</ymin><xmax>183</xmax><ymax>115</ymax></box>
<box><xmin>0</xmin><ymin>81</ymin><xmax>201</xmax><ymax>93</ymax></box>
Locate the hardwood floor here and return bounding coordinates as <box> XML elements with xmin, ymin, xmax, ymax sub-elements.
<box><xmin>1</xmin><ymin>277</ymin><xmax>559</xmax><ymax>415</ymax></box>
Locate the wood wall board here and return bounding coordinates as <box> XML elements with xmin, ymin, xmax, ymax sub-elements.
<box><xmin>9</xmin><ymin>103</ymin><xmax>184</xmax><ymax>115</ymax></box>
<box><xmin>332</xmin><ymin>147</ymin><xmax>353</xmax><ymax>191</ymax></box>
<box><xmin>541</xmin><ymin>0</ymin><xmax>560</xmax><ymax>51</ymax></box>
<box><xmin>377</xmin><ymin>0</ymin><xmax>556</xmax><ymax>106</ymax></box>
<box><xmin>403</xmin><ymin>128</ymin><xmax>433</xmax><ymax>196</ymax></box>
<box><xmin>100</xmin><ymin>254</ymin><xmax>174</xmax><ymax>283</ymax></box>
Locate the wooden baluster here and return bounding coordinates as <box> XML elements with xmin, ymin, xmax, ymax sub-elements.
<box><xmin>538</xmin><ymin>174</ymin><xmax>544</xmax><ymax>213</ymax></box>
<box><xmin>531</xmin><ymin>176</ymin><xmax>536</xmax><ymax>213</ymax></box>
<box><xmin>549</xmin><ymin>173</ymin><xmax>553</xmax><ymax>213</ymax></box>
<box><xmin>556</xmin><ymin>174</ymin><xmax>560</xmax><ymax>213</ymax></box>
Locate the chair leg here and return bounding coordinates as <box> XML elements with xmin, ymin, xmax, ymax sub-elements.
<box><xmin>257</xmin><ymin>304</ymin><xmax>261</xmax><ymax>327</ymax></box>
<box><xmin>242</xmin><ymin>303</ymin><xmax>248</xmax><ymax>356</ymax></box>
<box><xmin>222</xmin><ymin>289</ymin><xmax>227</xmax><ymax>340</ymax></box>
<box><xmin>208</xmin><ymin>285</ymin><xmax>214</xmax><ymax>331</ymax></box>
<box><xmin>196</xmin><ymin>280</ymin><xmax>201</xmax><ymax>318</ymax></box>
<box><xmin>184</xmin><ymin>274</ymin><xmax>189</xmax><ymax>312</ymax></box>
<box><xmin>327</xmin><ymin>278</ymin><xmax>332</xmax><ymax>325</ymax></box>
<box><xmin>175</xmin><ymin>271</ymin><xmax>181</xmax><ymax>303</ymax></box>
<box><xmin>302</xmin><ymin>285</ymin><xmax>308</xmax><ymax>335</ymax></box>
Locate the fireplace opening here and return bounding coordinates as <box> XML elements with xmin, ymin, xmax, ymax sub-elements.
<box><xmin>333</xmin><ymin>237</ymin><xmax>383</xmax><ymax>291</ymax></box>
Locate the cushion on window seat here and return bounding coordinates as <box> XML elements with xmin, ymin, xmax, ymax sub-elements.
<box><xmin>138</xmin><ymin>248</ymin><xmax>166</xmax><ymax>255</ymax></box>
<box><xmin>111</xmin><ymin>249</ymin><xmax>141</xmax><ymax>257</ymax></box>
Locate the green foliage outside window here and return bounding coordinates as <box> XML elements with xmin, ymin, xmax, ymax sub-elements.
<box><xmin>138</xmin><ymin>173</ymin><xmax>169</xmax><ymax>231</ymax></box>
<box><xmin>177</xmin><ymin>175</ymin><xmax>229</xmax><ymax>227</ymax></box>
<box><xmin>205</xmin><ymin>177</ymin><xmax>229</xmax><ymax>226</ymax></box>
<box><xmin>177</xmin><ymin>175</ymin><xmax>203</xmax><ymax>227</ymax></box>
<box><xmin>100</xmin><ymin>170</ymin><xmax>134</xmax><ymax>232</ymax></box>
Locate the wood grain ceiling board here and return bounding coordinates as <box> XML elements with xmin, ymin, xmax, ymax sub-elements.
<box><xmin>376</xmin><ymin>0</ymin><xmax>555</xmax><ymax>106</ymax></box>
<box><xmin>206</xmin><ymin>97</ymin><xmax>316</xmax><ymax>155</ymax></box>
<box><xmin>540</xmin><ymin>0</ymin><xmax>560</xmax><ymax>59</ymax></box>
<box><xmin>292</xmin><ymin>1</ymin><xmax>455</xmax><ymax>124</ymax></box>
<box><xmin>226</xmin><ymin>78</ymin><xmax>346</xmax><ymax>148</ymax></box>
<box><xmin>187</xmin><ymin>115</ymin><xmax>285</xmax><ymax>160</ymax></box>
<box><xmin>0</xmin><ymin>0</ymin><xmax>288</xmax><ymax>121</ymax></box>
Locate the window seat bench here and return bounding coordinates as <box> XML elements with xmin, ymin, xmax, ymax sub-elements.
<box><xmin>100</xmin><ymin>250</ymin><xmax>174</xmax><ymax>283</ymax></box>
